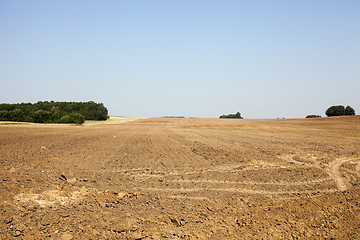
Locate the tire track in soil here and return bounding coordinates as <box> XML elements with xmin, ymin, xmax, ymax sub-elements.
<box><xmin>120</xmin><ymin>124</ymin><xmax>337</xmax><ymax>199</ymax></box>
<box><xmin>96</xmin><ymin>119</ymin><xmax>358</xmax><ymax>200</ymax></box>
<box><xmin>129</xmin><ymin>145</ymin><xmax>331</xmax><ymax>198</ymax></box>
<box><xmin>172</xmin><ymin>127</ymin><xmax>297</xmax><ymax>169</ymax></box>
<box><xmin>2</xmin><ymin>117</ymin><xmax>360</xmax><ymax>239</ymax></box>
<box><xmin>102</xmin><ymin>168</ymin><xmax>334</xmax><ymax>185</ymax></box>
<box><xmin>165</xmin><ymin>177</ymin><xmax>334</xmax><ymax>186</ymax></box>
<box><xmin>279</xmin><ymin>154</ymin><xmax>360</xmax><ymax>191</ymax></box>
<box><xmin>106</xmin><ymin>124</ymin><xmax>249</xmax><ymax>199</ymax></box>
<box><xmin>163</xmin><ymin>127</ymin><xmax>334</xmax><ymax>198</ymax></box>
<box><xmin>139</xmin><ymin>186</ymin><xmax>338</xmax><ymax>197</ymax></box>
<box><xmin>327</xmin><ymin>158</ymin><xmax>355</xmax><ymax>191</ymax></box>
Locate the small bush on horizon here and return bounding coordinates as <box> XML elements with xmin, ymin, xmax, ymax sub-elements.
<box><xmin>306</xmin><ymin>115</ymin><xmax>322</xmax><ymax>118</ymax></box>
<box><xmin>219</xmin><ymin>112</ymin><xmax>243</xmax><ymax>119</ymax></box>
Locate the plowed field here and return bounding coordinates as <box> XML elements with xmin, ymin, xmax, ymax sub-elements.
<box><xmin>1</xmin><ymin>117</ymin><xmax>360</xmax><ymax>239</ymax></box>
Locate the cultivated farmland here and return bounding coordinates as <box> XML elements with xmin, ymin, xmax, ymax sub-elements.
<box><xmin>1</xmin><ymin>116</ymin><xmax>359</xmax><ymax>239</ymax></box>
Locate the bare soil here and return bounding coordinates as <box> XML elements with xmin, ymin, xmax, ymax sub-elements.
<box><xmin>1</xmin><ymin>116</ymin><xmax>360</xmax><ymax>239</ymax></box>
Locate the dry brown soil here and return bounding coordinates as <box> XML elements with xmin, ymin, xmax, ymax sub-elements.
<box><xmin>1</xmin><ymin>116</ymin><xmax>360</xmax><ymax>239</ymax></box>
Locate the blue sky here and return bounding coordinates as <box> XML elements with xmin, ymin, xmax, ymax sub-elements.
<box><xmin>1</xmin><ymin>0</ymin><xmax>359</xmax><ymax>118</ymax></box>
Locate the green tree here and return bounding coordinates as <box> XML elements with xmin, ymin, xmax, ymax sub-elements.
<box><xmin>67</xmin><ymin>113</ymin><xmax>85</xmax><ymax>124</ymax></box>
<box><xmin>325</xmin><ymin>105</ymin><xmax>346</xmax><ymax>117</ymax></box>
<box><xmin>235</xmin><ymin>112</ymin><xmax>242</xmax><ymax>119</ymax></box>
<box><xmin>306</xmin><ymin>115</ymin><xmax>321</xmax><ymax>118</ymax></box>
<box><xmin>50</xmin><ymin>106</ymin><xmax>61</xmax><ymax>119</ymax></box>
<box><xmin>11</xmin><ymin>109</ymin><xmax>25</xmax><ymax>122</ymax></box>
<box><xmin>58</xmin><ymin>113</ymin><xmax>85</xmax><ymax>124</ymax></box>
<box><xmin>33</xmin><ymin>110</ymin><xmax>53</xmax><ymax>123</ymax></box>
<box><xmin>345</xmin><ymin>106</ymin><xmax>355</xmax><ymax>115</ymax></box>
<box><xmin>219</xmin><ymin>112</ymin><xmax>243</xmax><ymax>119</ymax></box>
<box><xmin>0</xmin><ymin>109</ymin><xmax>25</xmax><ymax>122</ymax></box>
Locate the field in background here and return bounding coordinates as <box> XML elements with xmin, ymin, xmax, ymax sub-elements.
<box><xmin>84</xmin><ymin>115</ymin><xmax>148</xmax><ymax>126</ymax></box>
<box><xmin>0</xmin><ymin>116</ymin><xmax>359</xmax><ymax>239</ymax></box>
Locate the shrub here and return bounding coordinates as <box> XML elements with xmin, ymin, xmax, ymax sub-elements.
<box><xmin>58</xmin><ymin>115</ymin><xmax>71</xmax><ymax>123</ymax></box>
<box><xmin>58</xmin><ymin>113</ymin><xmax>85</xmax><ymax>124</ymax></box>
<box><xmin>68</xmin><ymin>113</ymin><xmax>85</xmax><ymax>124</ymax></box>
<box><xmin>306</xmin><ymin>115</ymin><xmax>321</xmax><ymax>118</ymax></box>
<box><xmin>220</xmin><ymin>112</ymin><xmax>243</xmax><ymax>119</ymax></box>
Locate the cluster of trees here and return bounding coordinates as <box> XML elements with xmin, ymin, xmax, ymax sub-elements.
<box><xmin>219</xmin><ymin>112</ymin><xmax>243</xmax><ymax>119</ymax></box>
<box><xmin>306</xmin><ymin>105</ymin><xmax>356</xmax><ymax>118</ymax></box>
<box><xmin>306</xmin><ymin>115</ymin><xmax>322</xmax><ymax>118</ymax></box>
<box><xmin>0</xmin><ymin>101</ymin><xmax>108</xmax><ymax>124</ymax></box>
<box><xmin>325</xmin><ymin>105</ymin><xmax>355</xmax><ymax>117</ymax></box>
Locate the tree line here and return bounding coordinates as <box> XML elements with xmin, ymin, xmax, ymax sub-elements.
<box><xmin>0</xmin><ymin>101</ymin><xmax>108</xmax><ymax>124</ymax></box>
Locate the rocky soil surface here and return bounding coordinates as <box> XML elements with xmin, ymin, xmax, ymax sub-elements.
<box><xmin>1</xmin><ymin>116</ymin><xmax>360</xmax><ymax>239</ymax></box>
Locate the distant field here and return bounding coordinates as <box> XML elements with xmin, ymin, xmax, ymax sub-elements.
<box><xmin>84</xmin><ymin>116</ymin><xmax>148</xmax><ymax>126</ymax></box>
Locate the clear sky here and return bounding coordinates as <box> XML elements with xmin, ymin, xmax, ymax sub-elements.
<box><xmin>1</xmin><ymin>0</ymin><xmax>359</xmax><ymax>118</ymax></box>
